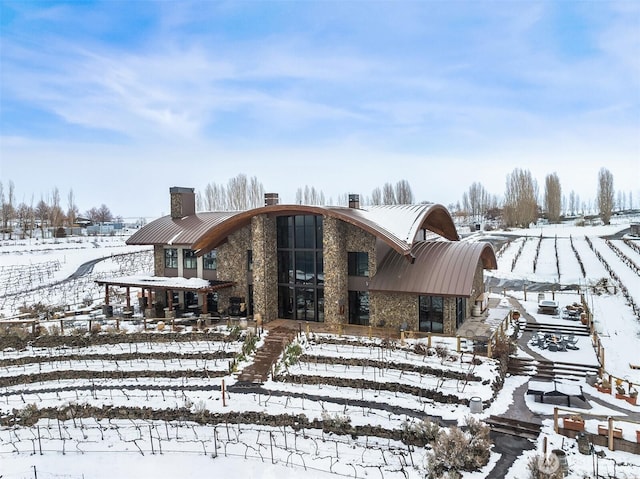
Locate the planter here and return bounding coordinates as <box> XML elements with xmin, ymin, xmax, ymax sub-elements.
<box><xmin>626</xmin><ymin>395</ymin><xmax>637</xmax><ymax>405</ymax></box>
<box><xmin>636</xmin><ymin>430</ymin><xmax>640</xmax><ymax>444</ymax></box>
<box><xmin>563</xmin><ymin>417</ymin><xmax>585</xmax><ymax>432</ymax></box>
<box><xmin>598</xmin><ymin>424</ymin><xmax>622</xmax><ymax>439</ymax></box>
<box><xmin>596</xmin><ymin>385</ymin><xmax>612</xmax><ymax>394</ymax></box>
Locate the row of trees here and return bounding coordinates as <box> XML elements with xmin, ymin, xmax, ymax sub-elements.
<box><xmin>197</xmin><ymin>169</ymin><xmax>624</xmax><ymax>228</ymax></box>
<box><xmin>196</xmin><ymin>176</ymin><xmax>418</xmax><ymax>210</ymax></box>
<box><xmin>0</xmin><ymin>181</ymin><xmax>114</xmax><ymax>239</ymax></box>
<box><xmin>456</xmin><ymin>167</ymin><xmax>622</xmax><ymax>227</ymax></box>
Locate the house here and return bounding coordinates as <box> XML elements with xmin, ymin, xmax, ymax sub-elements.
<box><xmin>107</xmin><ymin>187</ymin><xmax>496</xmax><ymax>335</ymax></box>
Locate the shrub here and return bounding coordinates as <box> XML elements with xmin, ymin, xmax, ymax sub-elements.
<box><xmin>402</xmin><ymin>418</ymin><xmax>440</xmax><ymax>443</ymax></box>
<box><xmin>426</xmin><ymin>421</ymin><xmax>492</xmax><ymax>479</ymax></box>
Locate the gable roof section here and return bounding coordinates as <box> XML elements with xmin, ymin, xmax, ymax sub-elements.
<box><xmin>126</xmin><ymin>212</ymin><xmax>238</xmax><ymax>246</ymax></box>
<box><xmin>368</xmin><ymin>241</ymin><xmax>497</xmax><ymax>297</ymax></box>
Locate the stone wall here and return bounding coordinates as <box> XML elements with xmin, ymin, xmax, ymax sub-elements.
<box><xmin>217</xmin><ymin>225</ymin><xmax>252</xmax><ymax>313</ymax></box>
<box><xmin>251</xmin><ymin>215</ymin><xmax>278</xmax><ymax>321</ymax></box>
<box><xmin>345</xmin><ymin>223</ymin><xmax>377</xmax><ymax>278</ymax></box>
<box><xmin>370</xmin><ymin>291</ymin><xmax>417</xmax><ymax>330</ymax></box>
<box><xmin>153</xmin><ymin>245</ymin><xmax>164</xmax><ymax>276</ymax></box>
<box><xmin>323</xmin><ymin>216</ymin><xmax>347</xmax><ymax>326</ymax></box>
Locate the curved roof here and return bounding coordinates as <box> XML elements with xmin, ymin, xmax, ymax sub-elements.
<box><xmin>190</xmin><ymin>203</ymin><xmax>458</xmax><ymax>259</ymax></box>
<box><xmin>127</xmin><ymin>203</ymin><xmax>460</xmax><ymax>260</ymax></box>
<box><xmin>127</xmin><ymin>212</ymin><xmax>238</xmax><ymax>246</ymax></box>
<box><xmin>368</xmin><ymin>241</ymin><xmax>497</xmax><ymax>297</ymax></box>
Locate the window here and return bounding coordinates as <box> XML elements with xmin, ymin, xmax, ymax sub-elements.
<box><xmin>276</xmin><ymin>215</ymin><xmax>324</xmax><ymax>321</ymax></box>
<box><xmin>349</xmin><ymin>291</ymin><xmax>369</xmax><ymax>325</ymax></box>
<box><xmin>183</xmin><ymin>249</ymin><xmax>197</xmax><ymax>269</ymax></box>
<box><xmin>165</xmin><ymin>248</ymin><xmax>178</xmax><ymax>269</ymax></box>
<box><xmin>348</xmin><ymin>252</ymin><xmax>369</xmax><ymax>276</ymax></box>
<box><xmin>203</xmin><ymin>250</ymin><xmax>217</xmax><ymax>270</ymax></box>
<box><xmin>456</xmin><ymin>297</ymin><xmax>466</xmax><ymax>328</ymax></box>
<box><xmin>419</xmin><ymin>296</ymin><xmax>444</xmax><ymax>333</ymax></box>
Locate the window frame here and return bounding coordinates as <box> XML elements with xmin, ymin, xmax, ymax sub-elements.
<box><xmin>203</xmin><ymin>250</ymin><xmax>217</xmax><ymax>270</ymax></box>
<box><xmin>164</xmin><ymin>248</ymin><xmax>178</xmax><ymax>269</ymax></box>
<box><xmin>183</xmin><ymin>249</ymin><xmax>197</xmax><ymax>270</ymax></box>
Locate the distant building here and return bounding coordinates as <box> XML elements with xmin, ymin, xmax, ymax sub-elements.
<box><xmin>113</xmin><ymin>187</ymin><xmax>496</xmax><ymax>335</ymax></box>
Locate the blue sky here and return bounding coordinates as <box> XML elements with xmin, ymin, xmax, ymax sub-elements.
<box><xmin>1</xmin><ymin>0</ymin><xmax>638</xmax><ymax>218</ymax></box>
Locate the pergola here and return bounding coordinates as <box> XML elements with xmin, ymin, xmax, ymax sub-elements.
<box><xmin>95</xmin><ymin>275</ymin><xmax>234</xmax><ymax>316</ymax></box>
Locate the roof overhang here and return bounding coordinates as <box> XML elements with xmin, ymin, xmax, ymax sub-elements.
<box><xmin>96</xmin><ymin>276</ymin><xmax>235</xmax><ymax>292</ymax></box>
<box><xmin>192</xmin><ymin>204</ymin><xmax>459</xmax><ymax>261</ymax></box>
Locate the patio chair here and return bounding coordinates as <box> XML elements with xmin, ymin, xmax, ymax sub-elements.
<box><xmin>548</xmin><ymin>342</ymin><xmax>558</xmax><ymax>352</ymax></box>
<box><xmin>556</xmin><ymin>339</ymin><xmax>567</xmax><ymax>352</ymax></box>
<box><xmin>565</xmin><ymin>335</ymin><xmax>580</xmax><ymax>350</ymax></box>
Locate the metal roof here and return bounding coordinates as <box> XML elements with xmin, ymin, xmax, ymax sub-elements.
<box><xmin>127</xmin><ymin>203</ymin><xmax>460</xmax><ymax>261</ymax></box>
<box><xmin>126</xmin><ymin>212</ymin><xmax>238</xmax><ymax>246</ymax></box>
<box><xmin>368</xmin><ymin>241</ymin><xmax>497</xmax><ymax>297</ymax></box>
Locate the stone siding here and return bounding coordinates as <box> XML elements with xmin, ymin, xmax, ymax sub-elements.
<box><xmin>153</xmin><ymin>245</ymin><xmax>164</xmax><ymax>276</ymax></box>
<box><xmin>217</xmin><ymin>225</ymin><xmax>252</xmax><ymax>312</ymax></box>
<box><xmin>251</xmin><ymin>215</ymin><xmax>278</xmax><ymax>322</ymax></box>
<box><xmin>345</xmin><ymin>223</ymin><xmax>377</xmax><ymax>278</ymax></box>
<box><xmin>323</xmin><ymin>216</ymin><xmax>347</xmax><ymax>326</ymax></box>
<box><xmin>370</xmin><ymin>291</ymin><xmax>417</xmax><ymax>330</ymax></box>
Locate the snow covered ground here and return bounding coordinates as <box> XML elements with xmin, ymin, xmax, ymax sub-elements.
<box><xmin>1</xmin><ymin>216</ymin><xmax>640</xmax><ymax>478</ymax></box>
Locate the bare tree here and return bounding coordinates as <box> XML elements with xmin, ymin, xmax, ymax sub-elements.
<box><xmin>66</xmin><ymin>189</ymin><xmax>78</xmax><ymax>227</ymax></box>
<box><xmin>394</xmin><ymin>179</ymin><xmax>414</xmax><ymax>204</ymax></box>
<box><xmin>503</xmin><ymin>168</ymin><xmax>538</xmax><ymax>228</ymax></box>
<box><xmin>295</xmin><ymin>185</ymin><xmax>325</xmax><ymax>205</ymax></box>
<box><xmin>382</xmin><ymin>183</ymin><xmax>396</xmax><ymax>205</ymax></box>
<box><xmin>35</xmin><ymin>198</ymin><xmax>49</xmax><ymax>237</ymax></box>
<box><xmin>199</xmin><ymin>174</ymin><xmax>265</xmax><ymax>211</ymax></box>
<box><xmin>597</xmin><ymin>167</ymin><xmax>615</xmax><ymax>225</ymax></box>
<box><xmin>370</xmin><ymin>187</ymin><xmax>382</xmax><ymax>205</ymax></box>
<box><xmin>49</xmin><ymin>187</ymin><xmax>65</xmax><ymax>228</ymax></box>
<box><xmin>0</xmin><ymin>180</ymin><xmax>15</xmax><ymax>239</ymax></box>
<box><xmin>15</xmin><ymin>202</ymin><xmax>35</xmax><ymax>238</ymax></box>
<box><xmin>96</xmin><ymin>204</ymin><xmax>113</xmax><ymax>223</ymax></box>
<box><xmin>543</xmin><ymin>173</ymin><xmax>562</xmax><ymax>223</ymax></box>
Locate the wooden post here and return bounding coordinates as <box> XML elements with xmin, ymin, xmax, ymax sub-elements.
<box><xmin>427</xmin><ymin>334</ymin><xmax>432</xmax><ymax>348</ymax></box>
<box><xmin>456</xmin><ymin>336</ymin><xmax>461</xmax><ymax>353</ymax></box>
<box><xmin>116</xmin><ymin>316</ymin><xmax>120</xmax><ymax>331</ymax></box>
<box><xmin>608</xmin><ymin>416</ymin><xmax>614</xmax><ymax>451</ymax></box>
<box><xmin>552</xmin><ymin>286</ymin><xmax>555</xmax><ymax>300</ymax></box>
<box><xmin>105</xmin><ymin>284</ymin><xmax>110</xmax><ymax>305</ymax></box>
<box><xmin>553</xmin><ymin>407</ymin><xmax>559</xmax><ymax>433</ymax></box>
<box><xmin>60</xmin><ymin>319</ymin><xmax>64</xmax><ymax>334</ymax></box>
<box><xmin>222</xmin><ymin>379</ymin><xmax>226</xmax><ymax>407</ymax></box>
<box><xmin>201</xmin><ymin>293</ymin><xmax>208</xmax><ymax>314</ymax></box>
<box><xmin>368</xmin><ymin>325</ymin><xmax>372</xmax><ymax>339</ymax></box>
<box><xmin>306</xmin><ymin>322</ymin><xmax>310</xmax><ymax>337</ymax></box>
<box><xmin>400</xmin><ymin>330</ymin><xmax>405</xmax><ymax>345</ymax></box>
<box><xmin>125</xmin><ymin>287</ymin><xmax>131</xmax><ymax>311</ymax></box>
<box><xmin>487</xmin><ymin>336</ymin><xmax>493</xmax><ymax>358</ymax></box>
<box><xmin>523</xmin><ymin>284</ymin><xmax>527</xmax><ymax>301</ymax></box>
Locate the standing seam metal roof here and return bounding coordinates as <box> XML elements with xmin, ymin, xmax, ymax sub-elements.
<box><xmin>368</xmin><ymin>241</ymin><xmax>497</xmax><ymax>297</ymax></box>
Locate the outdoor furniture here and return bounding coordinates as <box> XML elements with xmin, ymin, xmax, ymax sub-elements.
<box><xmin>564</xmin><ymin>335</ymin><xmax>579</xmax><ymax>350</ymax></box>
<box><xmin>527</xmin><ymin>380</ymin><xmax>586</xmax><ymax>407</ymax></box>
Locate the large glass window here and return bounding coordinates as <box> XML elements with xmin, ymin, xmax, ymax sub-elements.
<box><xmin>165</xmin><ymin>248</ymin><xmax>178</xmax><ymax>269</ymax></box>
<box><xmin>348</xmin><ymin>252</ymin><xmax>369</xmax><ymax>276</ymax></box>
<box><xmin>419</xmin><ymin>296</ymin><xmax>444</xmax><ymax>333</ymax></box>
<box><xmin>277</xmin><ymin>215</ymin><xmax>324</xmax><ymax>321</ymax></box>
<box><xmin>456</xmin><ymin>297</ymin><xmax>466</xmax><ymax>328</ymax></box>
<box><xmin>183</xmin><ymin>249</ymin><xmax>197</xmax><ymax>269</ymax></box>
<box><xmin>349</xmin><ymin>291</ymin><xmax>369</xmax><ymax>325</ymax></box>
<box><xmin>203</xmin><ymin>250</ymin><xmax>217</xmax><ymax>270</ymax></box>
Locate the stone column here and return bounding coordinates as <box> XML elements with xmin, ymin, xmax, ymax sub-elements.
<box><xmin>252</xmin><ymin>215</ymin><xmax>278</xmax><ymax>321</ymax></box>
<box><xmin>323</xmin><ymin>216</ymin><xmax>347</xmax><ymax>326</ymax></box>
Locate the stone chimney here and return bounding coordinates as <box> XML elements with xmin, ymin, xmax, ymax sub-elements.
<box><xmin>170</xmin><ymin>187</ymin><xmax>196</xmax><ymax>218</ymax></box>
<box><xmin>264</xmin><ymin>193</ymin><xmax>279</xmax><ymax>206</ymax></box>
<box><xmin>348</xmin><ymin>194</ymin><xmax>360</xmax><ymax>209</ymax></box>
